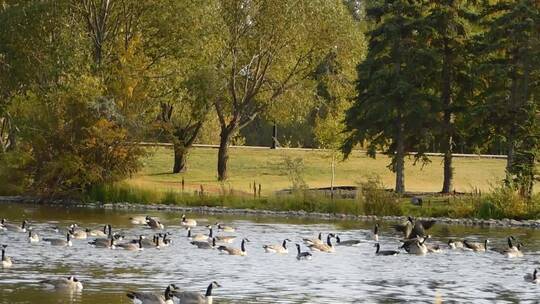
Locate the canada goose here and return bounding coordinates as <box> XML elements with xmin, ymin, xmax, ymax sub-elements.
<box><xmin>43</xmin><ymin>233</ymin><xmax>72</xmax><ymax>247</ymax></box>
<box><xmin>374</xmin><ymin>243</ymin><xmax>399</xmax><ymax>256</ymax></box>
<box><xmin>28</xmin><ymin>230</ymin><xmax>39</xmax><ymax>243</ymax></box>
<box><xmin>146</xmin><ymin>216</ymin><xmax>164</xmax><ymax>230</ymax></box>
<box><xmin>208</xmin><ymin>226</ymin><xmax>236</xmax><ymax>244</ymax></box>
<box><xmin>40</xmin><ymin>276</ymin><xmax>83</xmax><ymax>291</ymax></box>
<box><xmin>372</xmin><ymin>223</ymin><xmax>379</xmax><ymax>241</ymax></box>
<box><xmin>131</xmin><ymin>216</ymin><xmax>160</xmax><ymax>225</ymax></box>
<box><xmin>69</xmin><ymin>226</ymin><xmax>88</xmax><ymax>240</ymax></box>
<box><xmin>524</xmin><ymin>269</ymin><xmax>540</xmax><ymax>284</ymax></box>
<box><xmin>263</xmin><ymin>239</ymin><xmax>291</xmax><ymax>254</ymax></box>
<box><xmin>118</xmin><ymin>235</ymin><xmax>144</xmax><ymax>251</ymax></box>
<box><xmin>303</xmin><ymin>232</ymin><xmax>323</xmax><ymax>246</ymax></box>
<box><xmin>172</xmin><ymin>281</ymin><xmax>221</xmax><ymax>304</ymax></box>
<box><xmin>492</xmin><ymin>237</ymin><xmax>524</xmax><ymax>258</ymax></box>
<box><xmin>295</xmin><ymin>244</ymin><xmax>312</xmax><ymax>260</ymax></box>
<box><xmin>127</xmin><ymin>284</ymin><xmax>176</xmax><ymax>304</ymax></box>
<box><xmin>335</xmin><ymin>235</ymin><xmax>361</xmax><ymax>246</ymax></box>
<box><xmin>426</xmin><ymin>244</ymin><xmax>443</xmax><ymax>253</ymax></box>
<box><xmin>463</xmin><ymin>239</ymin><xmax>489</xmax><ymax>252</ymax></box>
<box><xmin>216</xmin><ymin>223</ymin><xmax>236</xmax><ymax>232</ymax></box>
<box><xmin>191</xmin><ymin>238</ymin><xmax>217</xmax><ymax>249</ymax></box>
<box><xmin>401</xmin><ymin>235</ymin><xmax>430</xmax><ymax>255</ymax></box>
<box><xmin>181</xmin><ymin>214</ymin><xmax>197</xmax><ymax>228</ymax></box>
<box><xmin>2</xmin><ymin>219</ymin><xmax>28</xmax><ymax>233</ymax></box>
<box><xmin>89</xmin><ymin>237</ymin><xmax>116</xmax><ymax>249</ymax></box>
<box><xmin>218</xmin><ymin>238</ymin><xmax>249</xmax><ymax>256</ymax></box>
<box><xmin>187</xmin><ymin>226</ymin><xmax>210</xmax><ymax>242</ymax></box>
<box><xmin>1</xmin><ymin>245</ymin><xmax>12</xmax><ymax>267</ymax></box>
<box><xmin>0</xmin><ymin>219</ymin><xmax>5</xmax><ymax>231</ymax></box>
<box><xmin>308</xmin><ymin>234</ymin><xmax>335</xmax><ymax>253</ymax></box>
<box><xmin>85</xmin><ymin>225</ymin><xmax>108</xmax><ymax>237</ymax></box>
<box><xmin>393</xmin><ymin>217</ymin><xmax>436</xmax><ymax>239</ymax></box>
<box><xmin>448</xmin><ymin>239</ymin><xmax>464</xmax><ymax>249</ymax></box>
<box><xmin>154</xmin><ymin>233</ymin><xmax>172</xmax><ymax>249</ymax></box>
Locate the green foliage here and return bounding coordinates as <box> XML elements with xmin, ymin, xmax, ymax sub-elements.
<box><xmin>357</xmin><ymin>176</ymin><xmax>402</xmax><ymax>216</ymax></box>
<box><xmin>279</xmin><ymin>156</ymin><xmax>308</xmax><ymax>190</ymax></box>
<box><xmin>9</xmin><ymin>76</ymin><xmax>144</xmax><ymax>197</ymax></box>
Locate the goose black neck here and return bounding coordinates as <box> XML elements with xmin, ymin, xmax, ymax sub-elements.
<box><xmin>212</xmin><ymin>238</ymin><xmax>216</xmax><ymax>247</ymax></box>
<box><xmin>326</xmin><ymin>235</ymin><xmax>332</xmax><ymax>246</ymax></box>
<box><xmin>484</xmin><ymin>240</ymin><xmax>488</xmax><ymax>250</ymax></box>
<box><xmin>507</xmin><ymin>237</ymin><xmax>513</xmax><ymax>248</ymax></box>
<box><xmin>187</xmin><ymin>229</ymin><xmax>191</xmax><ymax>237</ymax></box>
<box><xmin>209</xmin><ymin>227</ymin><xmax>213</xmax><ymax>238</ymax></box>
<box><xmin>296</xmin><ymin>244</ymin><xmax>301</xmax><ymax>254</ymax></box>
<box><xmin>282</xmin><ymin>240</ymin><xmax>287</xmax><ymax>249</ymax></box>
<box><xmin>66</xmin><ymin>233</ymin><xmax>71</xmax><ymax>242</ymax></box>
<box><xmin>241</xmin><ymin>239</ymin><xmax>246</xmax><ymax>252</ymax></box>
<box><xmin>28</xmin><ymin>230</ymin><xmax>31</xmax><ymax>237</ymax></box>
<box><xmin>22</xmin><ymin>221</ymin><xmax>26</xmax><ymax>229</ymax></box>
<box><xmin>110</xmin><ymin>238</ymin><xmax>114</xmax><ymax>247</ymax></box>
<box><xmin>534</xmin><ymin>269</ymin><xmax>538</xmax><ymax>280</ymax></box>
<box><xmin>1</xmin><ymin>249</ymin><xmax>4</xmax><ymax>261</ymax></box>
<box><xmin>336</xmin><ymin>235</ymin><xmax>341</xmax><ymax>243</ymax></box>
<box><xmin>164</xmin><ymin>286</ymin><xmax>172</xmax><ymax>300</ymax></box>
<box><xmin>108</xmin><ymin>225</ymin><xmax>112</xmax><ymax>236</ymax></box>
<box><xmin>205</xmin><ymin>283</ymin><xmax>213</xmax><ymax>297</ymax></box>
<box><xmin>318</xmin><ymin>232</ymin><xmax>322</xmax><ymax>240</ymax></box>
<box><xmin>103</xmin><ymin>225</ymin><xmax>108</xmax><ymax>234</ymax></box>
<box><xmin>375</xmin><ymin>243</ymin><xmax>380</xmax><ymax>253</ymax></box>
<box><xmin>374</xmin><ymin>224</ymin><xmax>379</xmax><ymax>234</ymax></box>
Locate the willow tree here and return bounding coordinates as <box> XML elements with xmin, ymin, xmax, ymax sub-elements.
<box><xmin>343</xmin><ymin>0</ymin><xmax>434</xmax><ymax>194</ymax></box>
<box><xmin>213</xmin><ymin>0</ymin><xmax>360</xmax><ymax>181</ymax></box>
<box><xmin>475</xmin><ymin>1</ymin><xmax>540</xmax><ymax>197</ymax></box>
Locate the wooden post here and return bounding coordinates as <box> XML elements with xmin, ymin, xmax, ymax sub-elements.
<box><xmin>181</xmin><ymin>177</ymin><xmax>185</xmax><ymax>192</ymax></box>
<box><xmin>253</xmin><ymin>181</ymin><xmax>257</xmax><ymax>198</ymax></box>
<box><xmin>200</xmin><ymin>185</ymin><xmax>204</xmax><ymax>197</ymax></box>
<box><xmin>258</xmin><ymin>184</ymin><xmax>261</xmax><ymax>198</ymax></box>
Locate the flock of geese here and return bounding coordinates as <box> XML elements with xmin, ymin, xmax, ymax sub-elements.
<box><xmin>1</xmin><ymin>215</ymin><xmax>539</xmax><ymax>303</ymax></box>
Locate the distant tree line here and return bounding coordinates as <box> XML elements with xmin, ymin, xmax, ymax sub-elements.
<box><xmin>0</xmin><ymin>0</ymin><xmax>538</xmax><ymax>198</ymax></box>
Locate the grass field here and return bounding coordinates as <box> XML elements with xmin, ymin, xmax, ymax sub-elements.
<box><xmin>124</xmin><ymin>146</ymin><xmax>506</xmax><ymax>196</ymax></box>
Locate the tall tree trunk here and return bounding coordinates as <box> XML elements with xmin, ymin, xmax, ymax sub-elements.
<box><xmin>441</xmin><ymin>38</ymin><xmax>454</xmax><ymax>193</ymax></box>
<box><xmin>173</xmin><ymin>144</ymin><xmax>188</xmax><ymax>173</ymax></box>
<box><xmin>395</xmin><ymin>119</ymin><xmax>405</xmax><ymax>194</ymax></box>
<box><xmin>218</xmin><ymin>127</ymin><xmax>234</xmax><ymax>181</ymax></box>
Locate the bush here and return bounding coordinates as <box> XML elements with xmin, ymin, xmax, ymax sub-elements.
<box><xmin>357</xmin><ymin>177</ymin><xmax>402</xmax><ymax>216</ymax></box>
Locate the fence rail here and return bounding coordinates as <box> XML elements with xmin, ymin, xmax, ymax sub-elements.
<box><xmin>137</xmin><ymin>142</ymin><xmax>507</xmax><ymax>160</ymax></box>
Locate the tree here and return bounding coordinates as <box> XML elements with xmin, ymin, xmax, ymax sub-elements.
<box><xmin>343</xmin><ymin>0</ymin><xmax>434</xmax><ymax>194</ymax></box>
<box><xmin>423</xmin><ymin>0</ymin><xmax>476</xmax><ymax>193</ymax></box>
<box><xmin>213</xmin><ymin>0</ymin><xmax>360</xmax><ymax>180</ymax></box>
<box><xmin>474</xmin><ymin>0</ymin><xmax>540</xmax><ymax>197</ymax></box>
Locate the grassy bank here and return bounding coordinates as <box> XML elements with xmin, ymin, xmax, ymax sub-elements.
<box><xmin>86</xmin><ymin>181</ymin><xmax>540</xmax><ymax>220</ymax></box>
<box><xmin>127</xmin><ymin>146</ymin><xmax>506</xmax><ymax>196</ymax></box>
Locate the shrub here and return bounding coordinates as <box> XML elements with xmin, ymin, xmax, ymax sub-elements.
<box><xmin>358</xmin><ymin>177</ymin><xmax>402</xmax><ymax>216</ymax></box>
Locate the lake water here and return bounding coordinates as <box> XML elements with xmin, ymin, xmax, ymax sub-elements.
<box><xmin>1</xmin><ymin>202</ymin><xmax>539</xmax><ymax>303</ymax></box>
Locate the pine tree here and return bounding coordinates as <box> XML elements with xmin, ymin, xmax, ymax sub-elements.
<box><xmin>343</xmin><ymin>0</ymin><xmax>434</xmax><ymax>194</ymax></box>
<box><xmin>475</xmin><ymin>0</ymin><xmax>540</xmax><ymax>197</ymax></box>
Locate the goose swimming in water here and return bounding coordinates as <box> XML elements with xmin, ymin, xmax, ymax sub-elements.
<box><xmin>492</xmin><ymin>236</ymin><xmax>523</xmax><ymax>258</ymax></box>
<box><xmin>463</xmin><ymin>239</ymin><xmax>489</xmax><ymax>252</ymax></box>
<box><xmin>69</xmin><ymin>225</ymin><xmax>88</xmax><ymax>240</ymax></box>
<box><xmin>28</xmin><ymin>230</ymin><xmax>39</xmax><ymax>243</ymax></box>
<box><xmin>43</xmin><ymin>233</ymin><xmax>72</xmax><ymax>247</ymax></box>
<box><xmin>216</xmin><ymin>223</ymin><xmax>236</xmax><ymax>232</ymax></box>
<box><xmin>308</xmin><ymin>234</ymin><xmax>335</xmax><ymax>253</ymax></box>
<box><xmin>40</xmin><ymin>276</ymin><xmax>83</xmax><ymax>291</ymax></box>
<box><xmin>295</xmin><ymin>244</ymin><xmax>312</xmax><ymax>260</ymax></box>
<box><xmin>208</xmin><ymin>226</ymin><xmax>236</xmax><ymax>244</ymax></box>
<box><xmin>303</xmin><ymin>232</ymin><xmax>323</xmax><ymax>246</ymax></box>
<box><xmin>187</xmin><ymin>226</ymin><xmax>210</xmax><ymax>242</ymax></box>
<box><xmin>374</xmin><ymin>243</ymin><xmax>399</xmax><ymax>256</ymax></box>
<box><xmin>400</xmin><ymin>235</ymin><xmax>430</xmax><ymax>255</ymax></box>
<box><xmin>191</xmin><ymin>238</ymin><xmax>216</xmax><ymax>249</ymax></box>
<box><xmin>393</xmin><ymin>217</ymin><xmax>436</xmax><ymax>239</ymax></box>
<box><xmin>181</xmin><ymin>214</ymin><xmax>197</xmax><ymax>228</ymax></box>
<box><xmin>218</xmin><ymin>238</ymin><xmax>249</xmax><ymax>256</ymax></box>
<box><xmin>127</xmin><ymin>284</ymin><xmax>176</xmax><ymax>304</ymax></box>
<box><xmin>172</xmin><ymin>281</ymin><xmax>220</xmax><ymax>304</ymax></box>
<box><xmin>2</xmin><ymin>219</ymin><xmax>28</xmax><ymax>233</ymax></box>
<box><xmin>372</xmin><ymin>223</ymin><xmax>379</xmax><ymax>241</ymax></box>
<box><xmin>448</xmin><ymin>239</ymin><xmax>464</xmax><ymax>249</ymax></box>
<box><xmin>85</xmin><ymin>225</ymin><xmax>108</xmax><ymax>237</ymax></box>
<box><xmin>335</xmin><ymin>235</ymin><xmax>361</xmax><ymax>246</ymax></box>
<box><xmin>1</xmin><ymin>245</ymin><xmax>12</xmax><ymax>268</ymax></box>
<box><xmin>263</xmin><ymin>239</ymin><xmax>291</xmax><ymax>254</ymax></box>
<box><xmin>117</xmin><ymin>235</ymin><xmax>144</xmax><ymax>251</ymax></box>
<box><xmin>146</xmin><ymin>216</ymin><xmax>164</xmax><ymax>230</ymax></box>
<box><xmin>524</xmin><ymin>269</ymin><xmax>540</xmax><ymax>284</ymax></box>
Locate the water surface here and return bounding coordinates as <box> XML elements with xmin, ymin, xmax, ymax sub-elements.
<box><xmin>1</xmin><ymin>203</ymin><xmax>539</xmax><ymax>303</ymax></box>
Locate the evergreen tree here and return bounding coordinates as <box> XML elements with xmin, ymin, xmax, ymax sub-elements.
<box><xmin>475</xmin><ymin>0</ymin><xmax>540</xmax><ymax>197</ymax></box>
<box><xmin>343</xmin><ymin>0</ymin><xmax>434</xmax><ymax>194</ymax></box>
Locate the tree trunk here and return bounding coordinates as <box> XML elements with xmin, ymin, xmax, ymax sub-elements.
<box><xmin>173</xmin><ymin>145</ymin><xmax>188</xmax><ymax>173</ymax></box>
<box><xmin>441</xmin><ymin>38</ymin><xmax>454</xmax><ymax>193</ymax></box>
<box><xmin>506</xmin><ymin>136</ymin><xmax>515</xmax><ymax>182</ymax></box>
<box><xmin>330</xmin><ymin>153</ymin><xmax>335</xmax><ymax>199</ymax></box>
<box><xmin>395</xmin><ymin>121</ymin><xmax>405</xmax><ymax>194</ymax></box>
<box><xmin>218</xmin><ymin>128</ymin><xmax>234</xmax><ymax>181</ymax></box>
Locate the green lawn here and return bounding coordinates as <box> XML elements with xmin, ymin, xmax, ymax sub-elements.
<box><xmin>125</xmin><ymin>146</ymin><xmax>506</xmax><ymax>196</ymax></box>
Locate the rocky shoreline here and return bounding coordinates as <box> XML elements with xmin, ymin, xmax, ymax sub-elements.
<box><xmin>1</xmin><ymin>195</ymin><xmax>540</xmax><ymax>229</ymax></box>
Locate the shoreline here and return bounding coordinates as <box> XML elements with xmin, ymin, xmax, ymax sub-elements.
<box><xmin>1</xmin><ymin>195</ymin><xmax>539</xmax><ymax>229</ymax></box>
